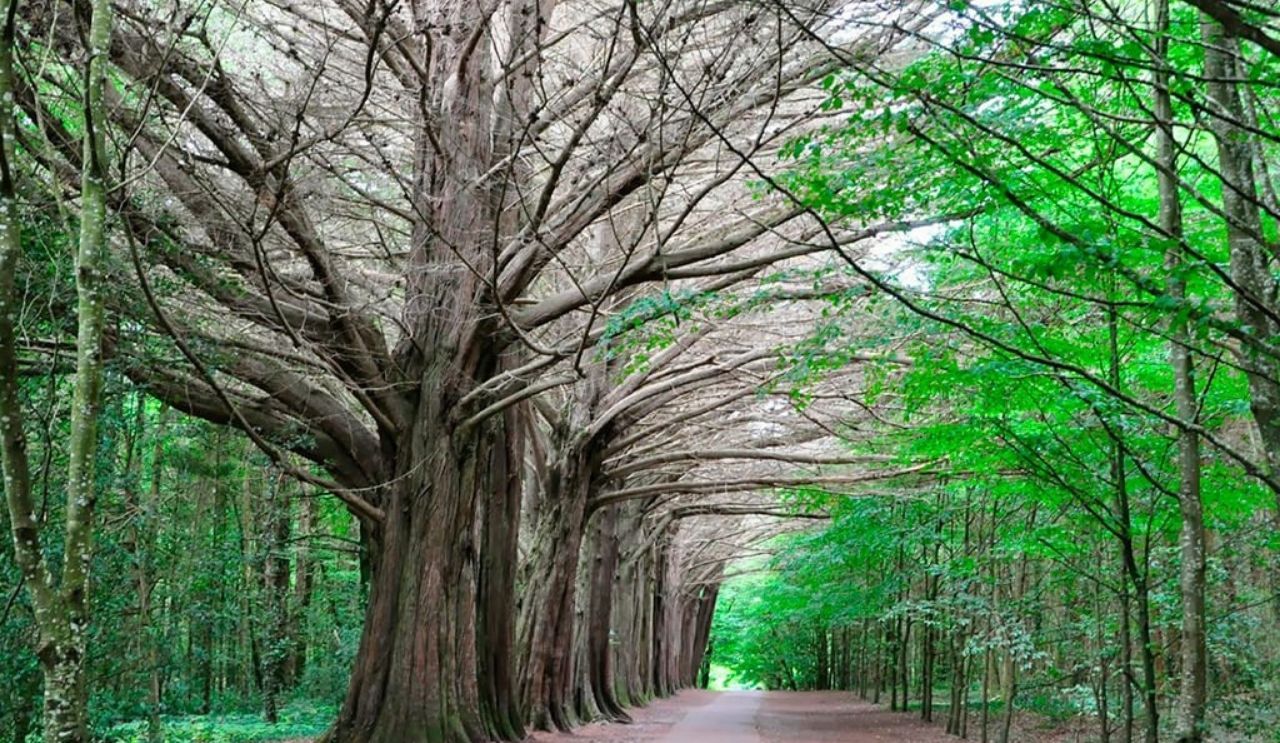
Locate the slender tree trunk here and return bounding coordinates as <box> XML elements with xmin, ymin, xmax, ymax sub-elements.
<box><xmin>287</xmin><ymin>493</ymin><xmax>316</xmax><ymax>688</ymax></box>
<box><xmin>874</xmin><ymin>621</ymin><xmax>886</xmax><ymax>705</ymax></box>
<box><xmin>921</xmin><ymin>624</ymin><xmax>933</xmax><ymax>723</ymax></box>
<box><xmin>1158</xmin><ymin>12</ymin><xmax>1233</xmax><ymax>742</ymax></box>
<box><xmin>124</xmin><ymin>400</ymin><xmax>166</xmax><ymax>742</ymax></box>
<box><xmin>998</xmin><ymin>544</ymin><xmax>1031</xmax><ymax>743</ymax></box>
<box><xmin>204</xmin><ymin>460</ymin><xmax>226</xmax><ymax>716</ymax></box>
<box><xmin>899</xmin><ymin>620</ymin><xmax>911</xmax><ymax>710</ymax></box>
<box><xmin>1106</xmin><ymin>292</ymin><xmax>1148</xmax><ymax>743</ymax></box>
<box><xmin>1116</xmin><ymin>525</ymin><xmax>1135</xmax><ymax>743</ymax></box>
<box><xmin>997</xmin><ymin>649</ymin><xmax>1017</xmax><ymax>743</ymax></box>
<box><xmin>888</xmin><ymin>620</ymin><xmax>898</xmax><ymax>711</ymax></box>
<box><xmin>1094</xmin><ymin>570</ymin><xmax>1111</xmax><ymax>743</ymax></box>
<box><xmin>238</xmin><ymin>452</ymin><xmax>263</xmax><ymax>698</ymax></box>
<box><xmin>1200</xmin><ymin>13</ymin><xmax>1280</xmax><ymax>527</ymax></box>
<box><xmin>981</xmin><ymin>642</ymin><xmax>992</xmax><ymax>743</ymax></box>
<box><xmin>0</xmin><ymin>0</ymin><xmax>111</xmax><ymax>736</ymax></box>
<box><xmin>841</xmin><ymin>626</ymin><xmax>852</xmax><ymax>691</ymax></box>
<box><xmin>261</xmin><ymin>470</ymin><xmax>292</xmax><ymax>724</ymax></box>
<box><xmin>948</xmin><ymin>630</ymin><xmax>964</xmax><ymax>735</ymax></box>
<box><xmin>1198</xmin><ymin>0</ymin><xmax>1280</xmax><ymax>639</ymax></box>
<box><xmin>860</xmin><ymin>624</ymin><xmax>869</xmax><ymax>698</ymax></box>
<box><xmin>1118</xmin><ymin>497</ymin><xmax>1160</xmax><ymax>743</ymax></box>
<box><xmin>817</xmin><ymin>624</ymin><xmax>830</xmax><ymax>692</ymax></box>
<box><xmin>892</xmin><ymin>535</ymin><xmax>906</xmax><ymax>711</ymax></box>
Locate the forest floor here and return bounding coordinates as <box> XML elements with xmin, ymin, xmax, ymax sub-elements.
<box><xmin>529</xmin><ymin>690</ymin><xmax>960</xmax><ymax>742</ymax></box>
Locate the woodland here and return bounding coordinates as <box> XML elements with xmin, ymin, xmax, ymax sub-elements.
<box><xmin>1</xmin><ymin>0</ymin><xmax>1279</xmax><ymax>742</ymax></box>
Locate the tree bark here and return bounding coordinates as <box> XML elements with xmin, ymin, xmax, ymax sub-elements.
<box><xmin>1171</xmin><ymin>14</ymin><xmax>1269</xmax><ymax>741</ymax></box>
<box><xmin>686</xmin><ymin>583</ymin><xmax>720</xmax><ymax>687</ymax></box>
<box><xmin>652</xmin><ymin>525</ymin><xmax>685</xmax><ymax>697</ymax></box>
<box><xmin>0</xmin><ymin>0</ymin><xmax>111</xmax><ymax>736</ymax></box>
<box><xmin>586</xmin><ymin>506</ymin><xmax>630</xmax><ymax>719</ymax></box>
<box><xmin>817</xmin><ymin>625</ymin><xmax>830</xmax><ymax>692</ymax></box>
<box><xmin>328</xmin><ymin>414</ymin><xmax>510</xmax><ymax>743</ymax></box>
<box><xmin>611</xmin><ymin>502</ymin><xmax>653</xmax><ymax>706</ymax></box>
<box><xmin>287</xmin><ymin>493</ymin><xmax>316</xmax><ymax>688</ymax></box>
<box><xmin>518</xmin><ymin>439</ymin><xmax>599</xmax><ymax>731</ymax></box>
<box><xmin>327</xmin><ymin>0</ymin><xmax>553</xmax><ymax>736</ymax></box>
<box><xmin>261</xmin><ymin>470</ymin><xmax>292</xmax><ymax>724</ymax></box>
<box><xmin>476</xmin><ymin>407</ymin><xmax>526</xmax><ymax>741</ymax></box>
<box><xmin>1198</xmin><ymin>0</ymin><xmax>1280</xmax><ymax>633</ymax></box>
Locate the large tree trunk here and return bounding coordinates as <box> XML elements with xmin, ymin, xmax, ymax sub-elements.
<box><xmin>518</xmin><ymin>362</ymin><xmax>610</xmax><ymax>730</ymax></box>
<box><xmin>651</xmin><ymin>526</ymin><xmax>684</xmax><ymax>697</ymax></box>
<box><xmin>518</xmin><ymin>443</ymin><xmax>597</xmax><ymax>731</ymax></box>
<box><xmin>610</xmin><ymin>503</ymin><xmax>654</xmax><ymax>706</ymax></box>
<box><xmin>570</xmin><ymin>528</ymin><xmax>601</xmax><ymax>723</ymax></box>
<box><xmin>39</xmin><ymin>650</ymin><xmax>89</xmax><ymax>743</ymax></box>
<box><xmin>585</xmin><ymin>506</ymin><xmax>630</xmax><ymax>720</ymax></box>
<box><xmin>329</xmin><ymin>412</ymin><xmax>514</xmax><ymax>743</ymax></box>
<box><xmin>685</xmin><ymin>585</ymin><xmax>720</xmax><ymax>687</ymax></box>
<box><xmin>476</xmin><ymin>408</ymin><xmax>527</xmax><ymax>741</ymax></box>
<box><xmin>323</xmin><ymin>0</ymin><xmax>553</xmax><ymax>736</ymax></box>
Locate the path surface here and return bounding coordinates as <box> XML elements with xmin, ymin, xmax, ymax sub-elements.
<box><xmin>529</xmin><ymin>690</ymin><xmax>960</xmax><ymax>742</ymax></box>
<box><xmin>657</xmin><ymin>691</ymin><xmax>763</xmax><ymax>742</ymax></box>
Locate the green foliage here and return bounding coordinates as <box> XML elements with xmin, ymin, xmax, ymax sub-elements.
<box><xmin>709</xmin><ymin>3</ymin><xmax>1280</xmax><ymax>738</ymax></box>
<box><xmin>101</xmin><ymin>702</ymin><xmax>335</xmax><ymax>743</ymax></box>
<box><xmin>2</xmin><ymin>381</ymin><xmax>363</xmax><ymax>740</ymax></box>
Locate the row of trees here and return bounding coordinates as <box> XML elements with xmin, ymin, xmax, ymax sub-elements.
<box><xmin>713</xmin><ymin>1</ymin><xmax>1280</xmax><ymax>742</ymax></box>
<box><xmin>1</xmin><ymin>0</ymin><xmax>919</xmax><ymax>741</ymax></box>
<box><xmin>0</xmin><ymin>388</ymin><xmax>741</xmax><ymax>742</ymax></box>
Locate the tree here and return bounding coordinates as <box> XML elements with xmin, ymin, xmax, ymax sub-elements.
<box><xmin>0</xmin><ymin>0</ymin><xmax>114</xmax><ymax>738</ymax></box>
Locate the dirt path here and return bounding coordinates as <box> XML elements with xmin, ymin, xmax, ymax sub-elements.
<box><xmin>657</xmin><ymin>691</ymin><xmax>763</xmax><ymax>742</ymax></box>
<box><xmin>529</xmin><ymin>690</ymin><xmax>960</xmax><ymax>742</ymax></box>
